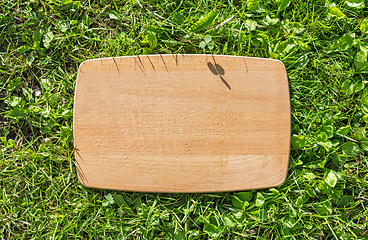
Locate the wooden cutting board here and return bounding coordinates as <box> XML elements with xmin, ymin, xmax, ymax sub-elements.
<box><xmin>73</xmin><ymin>54</ymin><xmax>290</xmax><ymax>193</ymax></box>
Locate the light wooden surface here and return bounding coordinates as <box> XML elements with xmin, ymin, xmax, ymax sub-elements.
<box><xmin>73</xmin><ymin>54</ymin><xmax>290</xmax><ymax>192</ymax></box>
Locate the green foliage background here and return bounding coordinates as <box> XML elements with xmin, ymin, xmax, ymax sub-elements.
<box><xmin>1</xmin><ymin>0</ymin><xmax>367</xmax><ymax>239</ymax></box>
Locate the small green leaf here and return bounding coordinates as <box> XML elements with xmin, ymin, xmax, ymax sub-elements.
<box><xmin>107</xmin><ymin>11</ymin><xmax>119</xmax><ymax>20</ymax></box>
<box><xmin>291</xmin><ymin>135</ymin><xmax>306</xmax><ymax>149</ymax></box>
<box><xmin>322</xmin><ymin>118</ymin><xmax>333</xmax><ymax>128</ymax></box>
<box><xmin>306</xmin><ymin>187</ymin><xmax>316</xmax><ymax>197</ymax></box>
<box><xmin>283</xmin><ymin>216</ymin><xmax>296</xmax><ymax>228</ymax></box>
<box><xmin>172</xmin><ymin>12</ymin><xmax>185</xmax><ymax>24</ymax></box>
<box><xmin>70</xmin><ymin>20</ymin><xmax>78</xmax><ymax>26</ymax></box>
<box><xmin>327</xmin><ymin>5</ymin><xmax>347</xmax><ymax>19</ymax></box>
<box><xmin>295</xmin><ymin>196</ymin><xmax>303</xmax><ymax>207</ymax></box>
<box><xmin>361</xmin><ymin>18</ymin><xmax>368</xmax><ymax>34</ymax></box>
<box><xmin>336</xmin><ymin>126</ymin><xmax>350</xmax><ymax>135</ymax></box>
<box><xmin>325</xmin><ymin>170</ymin><xmax>338</xmax><ymax>187</ymax></box>
<box><xmin>39</xmin><ymin>78</ymin><xmax>52</xmax><ymax>93</ymax></box>
<box><xmin>327</xmin><ymin>33</ymin><xmax>355</xmax><ymax>52</ymax></box>
<box><xmin>331</xmin><ymin>139</ymin><xmax>339</xmax><ymax>147</ymax></box>
<box><xmin>6</xmin><ymin>107</ymin><xmax>27</xmax><ymax>119</ymax></box>
<box><xmin>40</xmin><ymin>120</ymin><xmax>53</xmax><ymax>134</ymax></box>
<box><xmin>204</xmin><ymin>35</ymin><xmax>212</xmax><ymax>43</ymax></box>
<box><xmin>361</xmin><ymin>97</ymin><xmax>368</xmax><ymax>114</ymax></box>
<box><xmin>304</xmin><ymin>172</ymin><xmax>316</xmax><ymax>180</ymax></box>
<box><xmin>62</xmin><ymin>0</ymin><xmax>73</xmax><ymax>4</ymax></box>
<box><xmin>4</xmin><ymin>95</ymin><xmax>22</xmax><ymax>107</ymax></box>
<box><xmin>112</xmin><ymin>194</ymin><xmax>124</xmax><ymax>207</ymax></box>
<box><xmin>144</xmin><ymin>25</ymin><xmax>161</xmax><ymax>33</ymax></box>
<box><xmin>341</xmin><ymin>80</ymin><xmax>354</xmax><ymax>95</ymax></box>
<box><xmin>106</xmin><ymin>193</ymin><xmax>112</xmax><ymax>201</ymax></box>
<box><xmin>256</xmin><ymin>32</ymin><xmax>269</xmax><ymax>49</ymax></box>
<box><xmin>207</xmin><ymin>42</ymin><xmax>214</xmax><ymax>50</ymax></box>
<box><xmin>317</xmin><ymin>132</ymin><xmax>328</xmax><ymax>142</ymax></box>
<box><xmin>22</xmin><ymin>87</ymin><xmax>33</xmax><ymax>102</ymax></box>
<box><xmin>359</xmin><ymin>137</ymin><xmax>368</xmax><ymax>151</ymax></box>
<box><xmin>223</xmin><ymin>215</ymin><xmax>236</xmax><ymax>227</ymax></box>
<box><xmin>255</xmin><ymin>192</ymin><xmax>265</xmax><ymax>207</ymax></box>
<box><xmin>351</xmin><ymin>132</ymin><xmax>363</xmax><ymax>141</ymax></box>
<box><xmin>43</xmin><ymin>30</ymin><xmax>54</xmax><ymax>49</ymax></box>
<box><xmin>342</xmin><ymin>142</ymin><xmax>360</xmax><ymax>157</ymax></box>
<box><xmin>244</xmin><ymin>19</ymin><xmax>257</xmax><ymax>31</ymax></box>
<box><xmin>142</xmin><ymin>48</ymin><xmax>153</xmax><ymax>55</ymax></box>
<box><xmin>102</xmin><ymin>201</ymin><xmax>109</xmax><ymax>207</ymax></box>
<box><xmin>17</xmin><ymin>45</ymin><xmax>32</xmax><ymax>53</ymax></box>
<box><xmin>318</xmin><ymin>181</ymin><xmax>332</xmax><ymax>195</ymax></box>
<box><xmin>29</xmin><ymin>12</ymin><xmax>37</xmax><ymax>20</ymax></box>
<box><xmin>33</xmin><ymin>27</ymin><xmax>43</xmax><ymax>41</ymax></box>
<box><xmin>146</xmin><ymin>32</ymin><xmax>157</xmax><ymax>49</ymax></box>
<box><xmin>251</xmin><ymin>39</ymin><xmax>261</xmax><ymax>47</ymax></box>
<box><xmin>6</xmin><ymin>77</ymin><xmax>21</xmax><ymax>92</ymax></box>
<box><xmin>333</xmin><ymin>154</ymin><xmax>348</xmax><ymax>165</ymax></box>
<box><xmin>277</xmin><ymin>38</ymin><xmax>296</xmax><ymax>56</ymax></box>
<box><xmin>345</xmin><ymin>0</ymin><xmax>365</xmax><ymax>9</ymax></box>
<box><xmin>269</xmin><ymin>188</ymin><xmax>279</xmax><ymax>195</ymax></box>
<box><xmin>247</xmin><ymin>0</ymin><xmax>259</xmax><ymax>12</ymax></box>
<box><xmin>113</xmin><ymin>194</ymin><xmax>134</xmax><ymax>214</ymax></box>
<box><xmin>190</xmin><ymin>11</ymin><xmax>217</xmax><ymax>32</ymax></box>
<box><xmin>269</xmin><ymin>52</ymin><xmax>279</xmax><ymax>59</ymax></box>
<box><xmin>57</xmin><ymin>20</ymin><xmax>68</xmax><ymax>32</ymax></box>
<box><xmin>353</xmin><ymin>81</ymin><xmax>365</xmax><ymax>92</ymax></box>
<box><xmin>320</xmin><ymin>140</ymin><xmax>333</xmax><ymax>150</ymax></box>
<box><xmin>338</xmin><ymin>195</ymin><xmax>353</xmax><ymax>207</ymax></box>
<box><xmin>314</xmin><ymin>200</ymin><xmax>332</xmax><ymax>215</ymax></box>
<box><xmin>232</xmin><ymin>196</ymin><xmax>245</xmax><ymax>209</ymax></box>
<box><xmin>8</xmin><ymin>25</ymin><xmax>17</xmax><ymax>33</ymax></box>
<box><xmin>26</xmin><ymin>53</ymin><xmax>35</xmax><ymax>66</ymax></box>
<box><xmin>261</xmin><ymin>16</ymin><xmax>279</xmax><ymax>26</ymax></box>
<box><xmin>354</xmin><ymin>51</ymin><xmax>368</xmax><ymax>70</ymax></box>
<box><xmin>234</xmin><ymin>192</ymin><xmax>253</xmax><ymax>202</ymax></box>
<box><xmin>297</xmin><ymin>41</ymin><xmax>311</xmax><ymax>51</ymax></box>
<box><xmin>362</xmin><ymin>115</ymin><xmax>368</xmax><ymax>123</ymax></box>
<box><xmin>173</xmin><ymin>231</ymin><xmax>186</xmax><ymax>240</ymax></box>
<box><xmin>322</xmin><ymin>125</ymin><xmax>334</xmax><ymax>138</ymax></box>
<box><xmin>32</xmin><ymin>27</ymin><xmax>43</xmax><ymax>48</ymax></box>
<box><xmin>330</xmin><ymin>189</ymin><xmax>343</xmax><ymax>204</ymax></box>
<box><xmin>275</xmin><ymin>0</ymin><xmax>292</xmax><ymax>11</ymax></box>
<box><xmin>199</xmin><ymin>41</ymin><xmax>206</xmax><ymax>49</ymax></box>
<box><xmin>203</xmin><ymin>222</ymin><xmax>221</xmax><ymax>238</ymax></box>
<box><xmin>106</xmin><ymin>193</ymin><xmax>114</xmax><ymax>204</ymax></box>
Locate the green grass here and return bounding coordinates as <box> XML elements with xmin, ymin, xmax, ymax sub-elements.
<box><xmin>1</xmin><ymin>0</ymin><xmax>368</xmax><ymax>239</ymax></box>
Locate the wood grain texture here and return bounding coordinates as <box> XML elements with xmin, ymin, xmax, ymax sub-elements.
<box><xmin>73</xmin><ymin>54</ymin><xmax>290</xmax><ymax>192</ymax></box>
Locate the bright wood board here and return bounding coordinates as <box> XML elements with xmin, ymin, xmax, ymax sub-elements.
<box><xmin>73</xmin><ymin>54</ymin><xmax>290</xmax><ymax>192</ymax></box>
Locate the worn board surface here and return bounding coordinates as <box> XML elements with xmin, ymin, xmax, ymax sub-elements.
<box><xmin>73</xmin><ymin>54</ymin><xmax>290</xmax><ymax>192</ymax></box>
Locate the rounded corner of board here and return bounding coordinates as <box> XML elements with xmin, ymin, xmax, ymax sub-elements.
<box><xmin>77</xmin><ymin>60</ymin><xmax>87</xmax><ymax>71</ymax></box>
<box><xmin>76</xmin><ymin>173</ymin><xmax>90</xmax><ymax>188</ymax></box>
<box><xmin>274</xmin><ymin>171</ymin><xmax>288</xmax><ymax>188</ymax></box>
<box><xmin>277</xmin><ymin>60</ymin><xmax>287</xmax><ymax>69</ymax></box>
